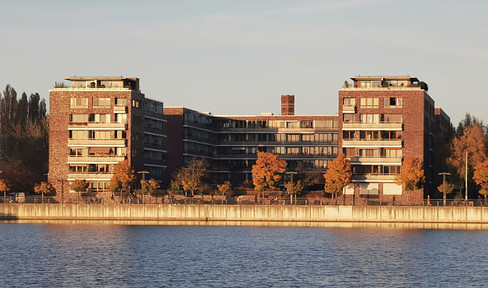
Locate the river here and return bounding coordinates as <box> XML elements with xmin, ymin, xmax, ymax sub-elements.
<box><xmin>0</xmin><ymin>223</ymin><xmax>487</xmax><ymax>287</ymax></box>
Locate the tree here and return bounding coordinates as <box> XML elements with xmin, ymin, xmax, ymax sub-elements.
<box><xmin>217</xmin><ymin>181</ymin><xmax>231</xmax><ymax>196</ymax></box>
<box><xmin>251</xmin><ymin>151</ymin><xmax>287</xmax><ymax>201</ymax></box>
<box><xmin>34</xmin><ymin>181</ymin><xmax>54</xmax><ymax>203</ymax></box>
<box><xmin>323</xmin><ymin>153</ymin><xmax>351</xmax><ymax>202</ymax></box>
<box><xmin>396</xmin><ymin>157</ymin><xmax>425</xmax><ymax>204</ymax></box>
<box><xmin>109</xmin><ymin>160</ymin><xmax>135</xmax><ymax>200</ymax></box>
<box><xmin>0</xmin><ymin>179</ymin><xmax>9</xmax><ymax>203</ymax></box>
<box><xmin>473</xmin><ymin>160</ymin><xmax>488</xmax><ymax>204</ymax></box>
<box><xmin>174</xmin><ymin>158</ymin><xmax>208</xmax><ymax>196</ymax></box>
<box><xmin>448</xmin><ymin>123</ymin><xmax>487</xmax><ymax>196</ymax></box>
<box><xmin>71</xmin><ymin>179</ymin><xmax>89</xmax><ymax>200</ymax></box>
<box><xmin>141</xmin><ymin>178</ymin><xmax>160</xmax><ymax>197</ymax></box>
<box><xmin>285</xmin><ymin>180</ymin><xmax>304</xmax><ymax>204</ymax></box>
<box><xmin>437</xmin><ymin>182</ymin><xmax>454</xmax><ymax>206</ymax></box>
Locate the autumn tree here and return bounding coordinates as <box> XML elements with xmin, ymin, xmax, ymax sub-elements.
<box><xmin>217</xmin><ymin>181</ymin><xmax>231</xmax><ymax>197</ymax></box>
<box><xmin>34</xmin><ymin>181</ymin><xmax>54</xmax><ymax>203</ymax></box>
<box><xmin>448</xmin><ymin>123</ymin><xmax>487</xmax><ymax>197</ymax></box>
<box><xmin>70</xmin><ymin>179</ymin><xmax>89</xmax><ymax>201</ymax></box>
<box><xmin>285</xmin><ymin>180</ymin><xmax>304</xmax><ymax>204</ymax></box>
<box><xmin>473</xmin><ymin>160</ymin><xmax>488</xmax><ymax>204</ymax></box>
<box><xmin>437</xmin><ymin>182</ymin><xmax>454</xmax><ymax>206</ymax></box>
<box><xmin>141</xmin><ymin>178</ymin><xmax>160</xmax><ymax>198</ymax></box>
<box><xmin>323</xmin><ymin>153</ymin><xmax>351</xmax><ymax>201</ymax></box>
<box><xmin>109</xmin><ymin>160</ymin><xmax>135</xmax><ymax>200</ymax></box>
<box><xmin>0</xmin><ymin>179</ymin><xmax>9</xmax><ymax>203</ymax></box>
<box><xmin>174</xmin><ymin>158</ymin><xmax>208</xmax><ymax>196</ymax></box>
<box><xmin>396</xmin><ymin>157</ymin><xmax>425</xmax><ymax>204</ymax></box>
<box><xmin>251</xmin><ymin>151</ymin><xmax>287</xmax><ymax>201</ymax></box>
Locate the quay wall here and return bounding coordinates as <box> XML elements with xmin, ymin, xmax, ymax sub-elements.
<box><xmin>1</xmin><ymin>204</ymin><xmax>488</xmax><ymax>224</ymax></box>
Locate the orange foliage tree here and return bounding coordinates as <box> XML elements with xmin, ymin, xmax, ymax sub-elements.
<box><xmin>174</xmin><ymin>158</ymin><xmax>208</xmax><ymax>196</ymax></box>
<box><xmin>109</xmin><ymin>160</ymin><xmax>135</xmax><ymax>199</ymax></box>
<box><xmin>252</xmin><ymin>151</ymin><xmax>287</xmax><ymax>200</ymax></box>
<box><xmin>217</xmin><ymin>181</ymin><xmax>232</xmax><ymax>197</ymax></box>
<box><xmin>323</xmin><ymin>153</ymin><xmax>351</xmax><ymax>200</ymax></box>
<box><xmin>473</xmin><ymin>160</ymin><xmax>488</xmax><ymax>204</ymax></box>
<box><xmin>33</xmin><ymin>181</ymin><xmax>54</xmax><ymax>203</ymax></box>
<box><xmin>396</xmin><ymin>157</ymin><xmax>425</xmax><ymax>204</ymax></box>
<box><xmin>437</xmin><ymin>182</ymin><xmax>454</xmax><ymax>206</ymax></box>
<box><xmin>0</xmin><ymin>179</ymin><xmax>10</xmax><ymax>203</ymax></box>
<box><xmin>448</xmin><ymin>123</ymin><xmax>487</xmax><ymax>188</ymax></box>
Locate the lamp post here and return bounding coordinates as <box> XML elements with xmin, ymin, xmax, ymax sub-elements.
<box><xmin>286</xmin><ymin>171</ymin><xmax>297</xmax><ymax>205</ymax></box>
<box><xmin>438</xmin><ymin>172</ymin><xmax>451</xmax><ymax>206</ymax></box>
<box><xmin>138</xmin><ymin>171</ymin><xmax>149</xmax><ymax>204</ymax></box>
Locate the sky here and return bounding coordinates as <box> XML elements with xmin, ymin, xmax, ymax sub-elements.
<box><xmin>1</xmin><ymin>0</ymin><xmax>487</xmax><ymax>125</ymax></box>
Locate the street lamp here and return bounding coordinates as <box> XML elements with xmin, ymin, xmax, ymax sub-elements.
<box><xmin>286</xmin><ymin>171</ymin><xmax>297</xmax><ymax>205</ymax></box>
<box><xmin>438</xmin><ymin>172</ymin><xmax>451</xmax><ymax>206</ymax></box>
<box><xmin>57</xmin><ymin>179</ymin><xmax>66</xmax><ymax>204</ymax></box>
<box><xmin>138</xmin><ymin>171</ymin><xmax>149</xmax><ymax>204</ymax></box>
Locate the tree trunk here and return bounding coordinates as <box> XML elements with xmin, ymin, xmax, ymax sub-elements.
<box><xmin>42</xmin><ymin>192</ymin><xmax>44</xmax><ymax>204</ymax></box>
<box><xmin>443</xmin><ymin>192</ymin><xmax>446</xmax><ymax>206</ymax></box>
<box><xmin>485</xmin><ymin>194</ymin><xmax>487</xmax><ymax>206</ymax></box>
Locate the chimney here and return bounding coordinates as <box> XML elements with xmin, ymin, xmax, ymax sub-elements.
<box><xmin>281</xmin><ymin>95</ymin><xmax>295</xmax><ymax>116</ymax></box>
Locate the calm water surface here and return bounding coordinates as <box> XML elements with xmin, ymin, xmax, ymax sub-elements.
<box><xmin>0</xmin><ymin>223</ymin><xmax>487</xmax><ymax>287</ymax></box>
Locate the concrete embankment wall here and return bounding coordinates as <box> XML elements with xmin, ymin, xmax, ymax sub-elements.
<box><xmin>1</xmin><ymin>204</ymin><xmax>488</xmax><ymax>224</ymax></box>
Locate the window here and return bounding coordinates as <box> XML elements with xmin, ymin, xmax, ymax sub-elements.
<box><xmin>276</xmin><ymin>134</ymin><xmax>286</xmax><ymax>142</ymax></box>
<box><xmin>115</xmin><ymin>98</ymin><xmax>127</xmax><ymax>106</ymax></box>
<box><xmin>343</xmin><ymin>131</ymin><xmax>355</xmax><ymax>140</ymax></box>
<box><xmin>287</xmin><ymin>147</ymin><xmax>300</xmax><ymax>155</ymax></box>
<box><xmin>275</xmin><ymin>146</ymin><xmax>286</xmax><ymax>154</ymax></box>
<box><xmin>93</xmin><ymin>98</ymin><xmax>110</xmax><ymax>108</ymax></box>
<box><xmin>70</xmin><ymin>98</ymin><xmax>88</xmax><ymax>108</ymax></box>
<box><xmin>287</xmin><ymin>134</ymin><xmax>299</xmax><ymax>142</ymax></box>
<box><xmin>343</xmin><ymin>97</ymin><xmax>356</xmax><ymax>106</ymax></box>
<box><xmin>286</xmin><ymin>121</ymin><xmax>298</xmax><ymax>129</ymax></box>
<box><xmin>381</xmin><ymin>114</ymin><xmax>402</xmax><ymax>124</ymax></box>
<box><xmin>343</xmin><ymin>114</ymin><xmax>355</xmax><ymax>123</ymax></box>
<box><xmin>360</xmin><ymin>114</ymin><xmax>380</xmax><ymax>124</ymax></box>
<box><xmin>384</xmin><ymin>97</ymin><xmax>403</xmax><ymax>108</ymax></box>
<box><xmin>360</xmin><ymin>97</ymin><xmax>379</xmax><ymax>108</ymax></box>
<box><xmin>302</xmin><ymin>134</ymin><xmax>314</xmax><ymax>142</ymax></box>
<box><xmin>69</xmin><ymin>114</ymin><xmax>88</xmax><ymax>123</ymax></box>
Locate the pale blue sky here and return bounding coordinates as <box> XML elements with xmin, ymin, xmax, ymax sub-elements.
<box><xmin>1</xmin><ymin>0</ymin><xmax>487</xmax><ymax>124</ymax></box>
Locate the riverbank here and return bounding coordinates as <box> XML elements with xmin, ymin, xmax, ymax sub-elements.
<box><xmin>2</xmin><ymin>204</ymin><xmax>488</xmax><ymax>227</ymax></box>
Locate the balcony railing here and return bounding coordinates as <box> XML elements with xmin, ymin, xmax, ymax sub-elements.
<box><xmin>348</xmin><ymin>157</ymin><xmax>402</xmax><ymax>164</ymax></box>
<box><xmin>342</xmin><ymin>139</ymin><xmax>402</xmax><ymax>147</ymax></box>
<box><xmin>68</xmin><ymin>122</ymin><xmax>127</xmax><ymax>130</ymax></box>
<box><xmin>342</xmin><ymin>122</ymin><xmax>402</xmax><ymax>130</ymax></box>
<box><xmin>342</xmin><ymin>105</ymin><xmax>356</xmax><ymax>113</ymax></box>
<box><xmin>68</xmin><ymin>139</ymin><xmax>127</xmax><ymax>146</ymax></box>
<box><xmin>68</xmin><ymin>155</ymin><xmax>126</xmax><ymax>163</ymax></box>
<box><xmin>67</xmin><ymin>173</ymin><xmax>114</xmax><ymax>181</ymax></box>
<box><xmin>352</xmin><ymin>174</ymin><xmax>397</xmax><ymax>181</ymax></box>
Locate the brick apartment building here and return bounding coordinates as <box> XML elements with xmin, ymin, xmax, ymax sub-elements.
<box><xmin>164</xmin><ymin>95</ymin><xmax>339</xmax><ymax>185</ymax></box>
<box><xmin>48</xmin><ymin>75</ymin><xmax>450</xmax><ymax>205</ymax></box>
<box><xmin>48</xmin><ymin>77</ymin><xmax>166</xmax><ymax>198</ymax></box>
<box><xmin>338</xmin><ymin>76</ymin><xmax>449</xmax><ymax>205</ymax></box>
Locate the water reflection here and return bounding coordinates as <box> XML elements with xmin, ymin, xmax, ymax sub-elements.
<box><xmin>0</xmin><ymin>224</ymin><xmax>487</xmax><ymax>287</ymax></box>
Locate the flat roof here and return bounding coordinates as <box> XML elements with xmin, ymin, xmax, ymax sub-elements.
<box><xmin>65</xmin><ymin>76</ymin><xmax>139</xmax><ymax>81</ymax></box>
<box><xmin>350</xmin><ymin>76</ymin><xmax>419</xmax><ymax>82</ymax></box>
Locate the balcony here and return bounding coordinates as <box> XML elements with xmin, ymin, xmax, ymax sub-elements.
<box><xmin>67</xmin><ymin>173</ymin><xmax>114</xmax><ymax>181</ymax></box>
<box><xmin>342</xmin><ymin>122</ymin><xmax>402</xmax><ymax>130</ymax></box>
<box><xmin>352</xmin><ymin>174</ymin><xmax>397</xmax><ymax>182</ymax></box>
<box><xmin>342</xmin><ymin>139</ymin><xmax>402</xmax><ymax>148</ymax></box>
<box><xmin>342</xmin><ymin>105</ymin><xmax>356</xmax><ymax>113</ymax></box>
<box><xmin>68</xmin><ymin>155</ymin><xmax>126</xmax><ymax>164</ymax></box>
<box><xmin>68</xmin><ymin>139</ymin><xmax>126</xmax><ymax>146</ymax></box>
<box><xmin>114</xmin><ymin>105</ymin><xmax>128</xmax><ymax>113</ymax></box>
<box><xmin>348</xmin><ymin>157</ymin><xmax>402</xmax><ymax>164</ymax></box>
<box><xmin>68</xmin><ymin>122</ymin><xmax>127</xmax><ymax>130</ymax></box>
